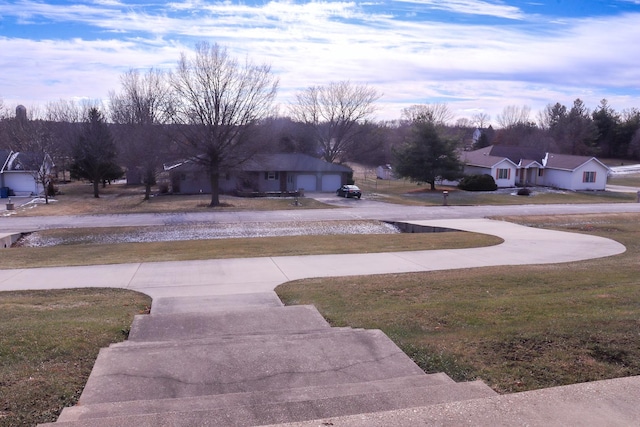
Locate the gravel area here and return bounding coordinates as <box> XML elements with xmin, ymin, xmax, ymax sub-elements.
<box><xmin>18</xmin><ymin>220</ymin><xmax>400</xmax><ymax>247</ymax></box>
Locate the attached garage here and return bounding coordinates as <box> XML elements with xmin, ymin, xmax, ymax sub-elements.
<box><xmin>321</xmin><ymin>174</ymin><xmax>341</xmax><ymax>192</ymax></box>
<box><xmin>167</xmin><ymin>153</ymin><xmax>352</xmax><ymax>194</ymax></box>
<box><xmin>296</xmin><ymin>174</ymin><xmax>317</xmax><ymax>191</ymax></box>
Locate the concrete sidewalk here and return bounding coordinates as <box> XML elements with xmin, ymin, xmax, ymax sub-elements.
<box><xmin>0</xmin><ymin>219</ymin><xmax>626</xmax><ymax>300</ymax></box>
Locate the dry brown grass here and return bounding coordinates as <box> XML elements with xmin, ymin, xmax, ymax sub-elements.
<box><xmin>13</xmin><ymin>181</ymin><xmax>332</xmax><ymax>216</ymax></box>
<box><xmin>277</xmin><ymin>213</ymin><xmax>640</xmax><ymax>394</ymax></box>
<box><xmin>2</xmin><ymin>230</ymin><xmax>502</xmax><ymax>269</ymax></box>
<box><xmin>0</xmin><ymin>288</ymin><xmax>151</xmax><ymax>426</ymax></box>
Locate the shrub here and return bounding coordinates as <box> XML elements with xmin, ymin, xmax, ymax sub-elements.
<box><xmin>458</xmin><ymin>174</ymin><xmax>498</xmax><ymax>191</ymax></box>
<box><xmin>517</xmin><ymin>188</ymin><xmax>531</xmax><ymax>196</ymax></box>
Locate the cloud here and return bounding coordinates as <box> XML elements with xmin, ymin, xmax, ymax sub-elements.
<box><xmin>391</xmin><ymin>0</ymin><xmax>526</xmax><ymax>20</ymax></box>
<box><xmin>0</xmin><ymin>1</ymin><xmax>639</xmax><ymax>123</ymax></box>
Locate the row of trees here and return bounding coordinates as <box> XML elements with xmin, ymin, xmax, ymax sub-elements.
<box><xmin>0</xmin><ymin>42</ymin><xmax>384</xmax><ymax>206</ymax></box>
<box><xmin>2</xmin><ymin>41</ymin><xmax>640</xmax><ymax>204</ymax></box>
<box><xmin>483</xmin><ymin>100</ymin><xmax>640</xmax><ymax>159</ymax></box>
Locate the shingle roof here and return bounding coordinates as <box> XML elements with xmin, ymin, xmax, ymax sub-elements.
<box><xmin>0</xmin><ymin>151</ymin><xmax>43</xmax><ymax>172</ymax></box>
<box><xmin>462</xmin><ymin>146</ymin><xmax>517</xmax><ymax>168</ymax></box>
<box><xmin>544</xmin><ymin>153</ymin><xmax>607</xmax><ymax>171</ymax></box>
<box><xmin>166</xmin><ymin>153</ymin><xmax>352</xmax><ymax>174</ymax></box>
<box><xmin>488</xmin><ymin>146</ymin><xmax>545</xmax><ymax>164</ymax></box>
<box><xmin>245</xmin><ymin>153</ymin><xmax>351</xmax><ymax>173</ymax></box>
<box><xmin>462</xmin><ymin>146</ymin><xmax>608</xmax><ymax>172</ymax></box>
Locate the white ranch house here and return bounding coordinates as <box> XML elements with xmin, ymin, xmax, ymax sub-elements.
<box><xmin>462</xmin><ymin>146</ymin><xmax>609</xmax><ymax>191</ymax></box>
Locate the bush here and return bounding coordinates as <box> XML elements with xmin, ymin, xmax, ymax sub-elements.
<box><xmin>458</xmin><ymin>174</ymin><xmax>498</xmax><ymax>191</ymax></box>
<box><xmin>517</xmin><ymin>188</ymin><xmax>531</xmax><ymax>196</ymax></box>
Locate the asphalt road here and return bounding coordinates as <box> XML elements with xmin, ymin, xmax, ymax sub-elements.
<box><xmin>2</xmin><ymin>196</ymin><xmax>640</xmax><ymax>233</ymax></box>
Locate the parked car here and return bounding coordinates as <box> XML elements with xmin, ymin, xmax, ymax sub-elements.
<box><xmin>336</xmin><ymin>184</ymin><xmax>362</xmax><ymax>199</ymax></box>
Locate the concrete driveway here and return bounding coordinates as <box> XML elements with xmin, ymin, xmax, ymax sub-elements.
<box><xmin>0</xmin><ymin>218</ymin><xmax>626</xmax><ymax>300</ymax></box>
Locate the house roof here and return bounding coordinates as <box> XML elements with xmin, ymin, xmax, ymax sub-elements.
<box><xmin>488</xmin><ymin>145</ymin><xmax>545</xmax><ymax>165</ymax></box>
<box><xmin>462</xmin><ymin>146</ymin><xmax>608</xmax><ymax>172</ymax></box>
<box><xmin>519</xmin><ymin>159</ymin><xmax>543</xmax><ymax>168</ymax></box>
<box><xmin>244</xmin><ymin>153</ymin><xmax>352</xmax><ymax>173</ymax></box>
<box><xmin>461</xmin><ymin>146</ymin><xmax>518</xmax><ymax>168</ymax></box>
<box><xmin>544</xmin><ymin>153</ymin><xmax>609</xmax><ymax>171</ymax></box>
<box><xmin>0</xmin><ymin>150</ymin><xmax>43</xmax><ymax>173</ymax></box>
<box><xmin>165</xmin><ymin>153</ymin><xmax>352</xmax><ymax>174</ymax></box>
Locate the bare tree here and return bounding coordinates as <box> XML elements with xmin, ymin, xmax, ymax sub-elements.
<box><xmin>401</xmin><ymin>103</ymin><xmax>454</xmax><ymax>127</ymax></box>
<box><xmin>496</xmin><ymin>105</ymin><xmax>532</xmax><ymax>129</ymax></box>
<box><xmin>110</xmin><ymin>68</ymin><xmax>172</xmax><ymax>200</ymax></box>
<box><xmin>455</xmin><ymin>117</ymin><xmax>472</xmax><ymax>128</ymax></box>
<box><xmin>290</xmin><ymin>81</ymin><xmax>380</xmax><ymax>163</ymax></box>
<box><xmin>0</xmin><ymin>97</ymin><xmax>7</xmax><ymax>120</ymax></box>
<box><xmin>44</xmin><ymin>99</ymin><xmax>85</xmax><ymax>181</ymax></box>
<box><xmin>170</xmin><ymin>42</ymin><xmax>279</xmax><ymax>206</ymax></box>
<box><xmin>45</xmin><ymin>99</ymin><xmax>84</xmax><ymax>123</ymax></box>
<box><xmin>471</xmin><ymin>112</ymin><xmax>491</xmax><ymax>128</ymax></box>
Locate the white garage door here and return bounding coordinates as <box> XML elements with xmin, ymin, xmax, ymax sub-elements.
<box><xmin>296</xmin><ymin>175</ymin><xmax>316</xmax><ymax>191</ymax></box>
<box><xmin>321</xmin><ymin>174</ymin><xmax>341</xmax><ymax>192</ymax></box>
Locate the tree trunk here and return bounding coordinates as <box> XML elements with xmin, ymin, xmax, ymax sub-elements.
<box><xmin>144</xmin><ymin>169</ymin><xmax>155</xmax><ymax>201</ymax></box>
<box><xmin>144</xmin><ymin>183</ymin><xmax>151</xmax><ymax>201</ymax></box>
<box><xmin>41</xmin><ymin>177</ymin><xmax>49</xmax><ymax>204</ymax></box>
<box><xmin>430</xmin><ymin>180</ymin><xmax>436</xmax><ymax>191</ymax></box>
<box><xmin>93</xmin><ymin>181</ymin><xmax>100</xmax><ymax>198</ymax></box>
<box><xmin>209</xmin><ymin>169</ymin><xmax>220</xmax><ymax>207</ymax></box>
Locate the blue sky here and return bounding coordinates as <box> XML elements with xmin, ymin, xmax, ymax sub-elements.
<box><xmin>1</xmin><ymin>0</ymin><xmax>639</xmax><ymax>124</ymax></box>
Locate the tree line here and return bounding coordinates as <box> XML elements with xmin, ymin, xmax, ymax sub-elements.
<box><xmin>1</xmin><ymin>41</ymin><xmax>640</xmax><ymax>205</ymax></box>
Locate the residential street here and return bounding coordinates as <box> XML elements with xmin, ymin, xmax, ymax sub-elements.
<box><xmin>2</xmin><ymin>197</ymin><xmax>640</xmax><ymax>233</ymax></box>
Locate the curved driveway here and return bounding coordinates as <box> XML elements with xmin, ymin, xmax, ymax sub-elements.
<box><xmin>0</xmin><ymin>218</ymin><xmax>626</xmax><ymax>300</ymax></box>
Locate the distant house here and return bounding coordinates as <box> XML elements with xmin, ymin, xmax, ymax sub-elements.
<box><xmin>461</xmin><ymin>146</ymin><xmax>609</xmax><ymax>191</ymax></box>
<box><xmin>0</xmin><ymin>150</ymin><xmax>52</xmax><ymax>197</ymax></box>
<box><xmin>376</xmin><ymin>164</ymin><xmax>395</xmax><ymax>180</ymax></box>
<box><xmin>164</xmin><ymin>153</ymin><xmax>353</xmax><ymax>194</ymax></box>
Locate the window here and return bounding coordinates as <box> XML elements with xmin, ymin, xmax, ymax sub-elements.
<box><xmin>583</xmin><ymin>171</ymin><xmax>596</xmax><ymax>183</ymax></box>
<box><xmin>496</xmin><ymin>168</ymin><xmax>510</xmax><ymax>180</ymax></box>
<box><xmin>538</xmin><ymin>169</ymin><xmax>544</xmax><ymax>177</ymax></box>
<box><xmin>265</xmin><ymin>171</ymin><xmax>279</xmax><ymax>180</ymax></box>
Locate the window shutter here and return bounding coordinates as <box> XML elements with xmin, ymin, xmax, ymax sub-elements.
<box><xmin>496</xmin><ymin>170</ymin><xmax>499</xmax><ymax>180</ymax></box>
<box><xmin>508</xmin><ymin>169</ymin><xmax>511</xmax><ymax>179</ymax></box>
<box><xmin>582</xmin><ymin>171</ymin><xmax>587</xmax><ymax>182</ymax></box>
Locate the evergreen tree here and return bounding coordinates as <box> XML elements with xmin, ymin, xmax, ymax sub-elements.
<box><xmin>393</xmin><ymin>120</ymin><xmax>463</xmax><ymax>191</ymax></box>
<box><xmin>71</xmin><ymin>108</ymin><xmax>123</xmax><ymax>198</ymax></box>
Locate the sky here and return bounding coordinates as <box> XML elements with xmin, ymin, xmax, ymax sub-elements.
<box><xmin>1</xmin><ymin>0</ymin><xmax>639</xmax><ymax>125</ymax></box>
